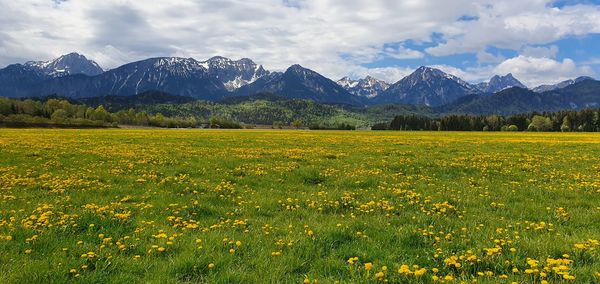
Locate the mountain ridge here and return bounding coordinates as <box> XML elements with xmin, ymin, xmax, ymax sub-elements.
<box><xmin>475</xmin><ymin>74</ymin><xmax>526</xmax><ymax>94</ymax></box>
<box><xmin>373</xmin><ymin>66</ymin><xmax>479</xmax><ymax>106</ymax></box>
<box><xmin>25</xmin><ymin>52</ymin><xmax>103</xmax><ymax>77</ymax></box>
<box><xmin>201</xmin><ymin>56</ymin><xmax>269</xmax><ymax>91</ymax></box>
<box><xmin>440</xmin><ymin>79</ymin><xmax>600</xmax><ymax>115</ymax></box>
<box><xmin>1</xmin><ymin>52</ymin><xmax>598</xmax><ymax>112</ymax></box>
<box><xmin>337</xmin><ymin>76</ymin><xmax>390</xmax><ymax>98</ymax></box>
<box><xmin>532</xmin><ymin>76</ymin><xmax>594</xmax><ymax>93</ymax></box>
<box><xmin>233</xmin><ymin>64</ymin><xmax>364</xmax><ymax>105</ymax></box>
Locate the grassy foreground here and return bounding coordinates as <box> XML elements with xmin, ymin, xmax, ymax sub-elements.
<box><xmin>0</xmin><ymin>129</ymin><xmax>599</xmax><ymax>283</ymax></box>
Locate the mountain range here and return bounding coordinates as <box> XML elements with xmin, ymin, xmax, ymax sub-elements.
<box><xmin>200</xmin><ymin>56</ymin><xmax>269</xmax><ymax>91</ymax></box>
<box><xmin>337</xmin><ymin>76</ymin><xmax>390</xmax><ymax>98</ymax></box>
<box><xmin>531</xmin><ymin>76</ymin><xmax>594</xmax><ymax>93</ymax></box>
<box><xmin>372</xmin><ymin>66</ymin><xmax>479</xmax><ymax>106</ymax></box>
<box><xmin>233</xmin><ymin>64</ymin><xmax>362</xmax><ymax>105</ymax></box>
<box><xmin>0</xmin><ymin>52</ymin><xmax>598</xmax><ymax>114</ymax></box>
<box><xmin>436</xmin><ymin>79</ymin><xmax>600</xmax><ymax>115</ymax></box>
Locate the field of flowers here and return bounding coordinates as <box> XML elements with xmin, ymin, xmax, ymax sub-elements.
<box><xmin>0</xmin><ymin>129</ymin><xmax>599</xmax><ymax>283</ymax></box>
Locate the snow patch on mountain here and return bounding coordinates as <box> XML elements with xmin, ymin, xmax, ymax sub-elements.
<box><xmin>201</xmin><ymin>56</ymin><xmax>269</xmax><ymax>91</ymax></box>
<box><xmin>337</xmin><ymin>76</ymin><xmax>389</xmax><ymax>98</ymax></box>
<box><xmin>532</xmin><ymin>76</ymin><xmax>594</xmax><ymax>93</ymax></box>
<box><xmin>374</xmin><ymin>66</ymin><xmax>479</xmax><ymax>106</ymax></box>
<box><xmin>476</xmin><ymin>74</ymin><xmax>526</xmax><ymax>94</ymax></box>
<box><xmin>25</xmin><ymin>52</ymin><xmax>104</xmax><ymax>77</ymax></box>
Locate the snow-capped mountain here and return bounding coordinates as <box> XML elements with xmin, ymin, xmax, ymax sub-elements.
<box><xmin>235</xmin><ymin>64</ymin><xmax>363</xmax><ymax>105</ymax></box>
<box><xmin>95</xmin><ymin>57</ymin><xmax>223</xmax><ymax>97</ymax></box>
<box><xmin>532</xmin><ymin>76</ymin><xmax>594</xmax><ymax>93</ymax></box>
<box><xmin>373</xmin><ymin>66</ymin><xmax>479</xmax><ymax>106</ymax></box>
<box><xmin>201</xmin><ymin>56</ymin><xmax>269</xmax><ymax>91</ymax></box>
<box><xmin>0</xmin><ymin>52</ymin><xmax>106</xmax><ymax>97</ymax></box>
<box><xmin>0</xmin><ymin>54</ymin><xmax>266</xmax><ymax>99</ymax></box>
<box><xmin>337</xmin><ymin>76</ymin><xmax>359</xmax><ymax>89</ymax></box>
<box><xmin>22</xmin><ymin>57</ymin><xmax>227</xmax><ymax>99</ymax></box>
<box><xmin>476</xmin><ymin>74</ymin><xmax>526</xmax><ymax>94</ymax></box>
<box><xmin>25</xmin><ymin>52</ymin><xmax>104</xmax><ymax>77</ymax></box>
<box><xmin>2</xmin><ymin>53</ymin><xmax>597</xmax><ymax>109</ymax></box>
<box><xmin>337</xmin><ymin>76</ymin><xmax>390</xmax><ymax>98</ymax></box>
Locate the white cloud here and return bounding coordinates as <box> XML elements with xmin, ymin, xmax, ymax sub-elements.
<box><xmin>476</xmin><ymin>51</ymin><xmax>505</xmax><ymax>64</ymax></box>
<box><xmin>521</xmin><ymin>45</ymin><xmax>559</xmax><ymax>58</ymax></box>
<box><xmin>0</xmin><ymin>0</ymin><xmax>475</xmax><ymax>75</ymax></box>
<box><xmin>428</xmin><ymin>55</ymin><xmax>594</xmax><ymax>88</ymax></box>
<box><xmin>350</xmin><ymin>66</ymin><xmax>415</xmax><ymax>84</ymax></box>
<box><xmin>426</xmin><ymin>2</ymin><xmax>600</xmax><ymax>56</ymax></box>
<box><xmin>429</xmin><ymin>55</ymin><xmax>594</xmax><ymax>87</ymax></box>
<box><xmin>433</xmin><ymin>55</ymin><xmax>594</xmax><ymax>87</ymax></box>
<box><xmin>384</xmin><ymin>46</ymin><xmax>425</xmax><ymax>60</ymax></box>
<box><xmin>493</xmin><ymin>55</ymin><xmax>594</xmax><ymax>87</ymax></box>
<box><xmin>0</xmin><ymin>0</ymin><xmax>598</xmax><ymax>82</ymax></box>
<box><xmin>339</xmin><ymin>53</ymin><xmax>596</xmax><ymax>87</ymax></box>
<box><xmin>431</xmin><ymin>64</ymin><xmax>495</xmax><ymax>83</ymax></box>
<box><xmin>581</xmin><ymin>57</ymin><xmax>600</xmax><ymax>65</ymax></box>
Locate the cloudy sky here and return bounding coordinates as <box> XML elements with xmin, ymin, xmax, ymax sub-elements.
<box><xmin>1</xmin><ymin>0</ymin><xmax>600</xmax><ymax>87</ymax></box>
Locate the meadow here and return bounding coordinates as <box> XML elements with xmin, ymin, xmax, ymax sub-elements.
<box><xmin>0</xmin><ymin>129</ymin><xmax>599</xmax><ymax>283</ymax></box>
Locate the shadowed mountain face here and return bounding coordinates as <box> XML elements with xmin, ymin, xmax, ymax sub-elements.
<box><xmin>0</xmin><ymin>54</ymin><xmax>269</xmax><ymax>100</ymax></box>
<box><xmin>373</xmin><ymin>66</ymin><xmax>479</xmax><ymax>107</ymax></box>
<box><xmin>0</xmin><ymin>53</ymin><xmax>103</xmax><ymax>97</ymax></box>
<box><xmin>476</xmin><ymin>74</ymin><xmax>526</xmax><ymax>94</ymax></box>
<box><xmin>234</xmin><ymin>64</ymin><xmax>364</xmax><ymax>105</ymax></box>
<box><xmin>337</xmin><ymin>76</ymin><xmax>390</xmax><ymax>98</ymax></box>
<box><xmin>1</xmin><ymin>53</ymin><xmax>599</xmax><ymax>112</ymax></box>
<box><xmin>201</xmin><ymin>56</ymin><xmax>269</xmax><ymax>91</ymax></box>
<box><xmin>439</xmin><ymin>80</ymin><xmax>600</xmax><ymax>115</ymax></box>
<box><xmin>532</xmin><ymin>76</ymin><xmax>594</xmax><ymax>93</ymax></box>
<box><xmin>25</xmin><ymin>52</ymin><xmax>104</xmax><ymax>77</ymax></box>
<box><xmin>1</xmin><ymin>57</ymin><xmax>227</xmax><ymax>99</ymax></box>
<box><xmin>0</xmin><ymin>64</ymin><xmax>48</xmax><ymax>97</ymax></box>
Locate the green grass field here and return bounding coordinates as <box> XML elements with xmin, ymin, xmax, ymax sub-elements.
<box><xmin>0</xmin><ymin>129</ymin><xmax>599</xmax><ymax>283</ymax></box>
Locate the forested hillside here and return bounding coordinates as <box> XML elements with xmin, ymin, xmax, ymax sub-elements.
<box><xmin>375</xmin><ymin>108</ymin><xmax>600</xmax><ymax>132</ymax></box>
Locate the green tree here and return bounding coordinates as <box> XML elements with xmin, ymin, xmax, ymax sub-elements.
<box><xmin>485</xmin><ymin>115</ymin><xmax>500</xmax><ymax>131</ymax></box>
<box><xmin>45</xmin><ymin>99</ymin><xmax>63</xmax><ymax>116</ymax></box>
<box><xmin>0</xmin><ymin>98</ymin><xmax>11</xmax><ymax>116</ymax></box>
<box><xmin>272</xmin><ymin>121</ymin><xmax>284</xmax><ymax>129</ymax></box>
<box><xmin>74</xmin><ymin>105</ymin><xmax>87</xmax><ymax>119</ymax></box>
<box><xmin>50</xmin><ymin>109</ymin><xmax>69</xmax><ymax>124</ymax></box>
<box><xmin>151</xmin><ymin>113</ymin><xmax>167</xmax><ymax>127</ymax></box>
<box><xmin>593</xmin><ymin>111</ymin><xmax>600</xmax><ymax>131</ymax></box>
<box><xmin>209</xmin><ymin>116</ymin><xmax>220</xmax><ymax>128</ymax></box>
<box><xmin>560</xmin><ymin>116</ymin><xmax>571</xmax><ymax>132</ymax></box>
<box><xmin>136</xmin><ymin>112</ymin><xmax>149</xmax><ymax>126</ymax></box>
<box><xmin>528</xmin><ymin>115</ymin><xmax>552</xmax><ymax>132</ymax></box>
<box><xmin>20</xmin><ymin>100</ymin><xmax>39</xmax><ymax>116</ymax></box>
<box><xmin>291</xmin><ymin>119</ymin><xmax>302</xmax><ymax>129</ymax></box>
<box><xmin>90</xmin><ymin>105</ymin><xmax>110</xmax><ymax>122</ymax></box>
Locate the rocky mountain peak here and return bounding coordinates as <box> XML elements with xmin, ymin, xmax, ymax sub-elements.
<box><xmin>25</xmin><ymin>52</ymin><xmax>104</xmax><ymax>77</ymax></box>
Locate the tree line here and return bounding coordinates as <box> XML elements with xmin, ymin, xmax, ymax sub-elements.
<box><xmin>0</xmin><ymin>97</ymin><xmax>207</xmax><ymax>128</ymax></box>
<box><xmin>0</xmin><ymin>97</ymin><xmax>354</xmax><ymax>130</ymax></box>
<box><xmin>373</xmin><ymin>108</ymin><xmax>600</xmax><ymax>132</ymax></box>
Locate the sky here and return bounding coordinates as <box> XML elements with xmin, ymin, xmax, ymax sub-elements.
<box><xmin>1</xmin><ymin>0</ymin><xmax>600</xmax><ymax>87</ymax></box>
